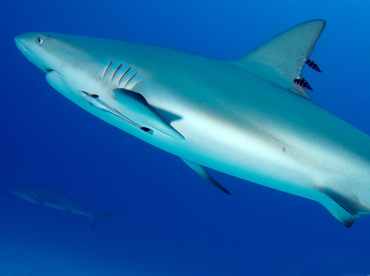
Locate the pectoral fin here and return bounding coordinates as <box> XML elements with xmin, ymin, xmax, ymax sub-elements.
<box><xmin>79</xmin><ymin>90</ymin><xmax>149</xmax><ymax>132</ymax></box>
<box><xmin>181</xmin><ymin>158</ymin><xmax>231</xmax><ymax>195</ymax></box>
<box><xmin>114</xmin><ymin>88</ymin><xmax>184</xmax><ymax>140</ymax></box>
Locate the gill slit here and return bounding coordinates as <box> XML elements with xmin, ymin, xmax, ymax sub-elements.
<box><xmin>131</xmin><ymin>79</ymin><xmax>142</xmax><ymax>90</ymax></box>
<box><xmin>126</xmin><ymin>72</ymin><xmax>139</xmax><ymax>85</ymax></box>
<box><xmin>118</xmin><ymin>66</ymin><xmax>132</xmax><ymax>86</ymax></box>
<box><xmin>111</xmin><ymin>63</ymin><xmax>123</xmax><ymax>82</ymax></box>
<box><xmin>102</xmin><ymin>60</ymin><xmax>113</xmax><ymax>77</ymax></box>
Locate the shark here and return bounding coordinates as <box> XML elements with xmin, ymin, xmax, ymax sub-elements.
<box><xmin>11</xmin><ymin>187</ymin><xmax>113</xmax><ymax>227</ymax></box>
<box><xmin>15</xmin><ymin>20</ymin><xmax>370</xmax><ymax>227</ymax></box>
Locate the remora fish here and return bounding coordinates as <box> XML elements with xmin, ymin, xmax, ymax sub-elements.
<box><xmin>15</xmin><ymin>20</ymin><xmax>370</xmax><ymax>227</ymax></box>
<box><xmin>11</xmin><ymin>187</ymin><xmax>113</xmax><ymax>227</ymax></box>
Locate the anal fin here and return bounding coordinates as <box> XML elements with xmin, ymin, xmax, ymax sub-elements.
<box><xmin>318</xmin><ymin>187</ymin><xmax>370</xmax><ymax>227</ymax></box>
<box><xmin>181</xmin><ymin>158</ymin><xmax>231</xmax><ymax>195</ymax></box>
<box><xmin>320</xmin><ymin>187</ymin><xmax>370</xmax><ymax>216</ymax></box>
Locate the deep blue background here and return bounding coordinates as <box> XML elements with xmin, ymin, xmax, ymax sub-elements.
<box><xmin>1</xmin><ymin>1</ymin><xmax>370</xmax><ymax>275</ymax></box>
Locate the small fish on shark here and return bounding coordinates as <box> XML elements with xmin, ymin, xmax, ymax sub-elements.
<box><xmin>11</xmin><ymin>187</ymin><xmax>113</xmax><ymax>227</ymax></box>
<box><xmin>14</xmin><ymin>20</ymin><xmax>370</xmax><ymax>227</ymax></box>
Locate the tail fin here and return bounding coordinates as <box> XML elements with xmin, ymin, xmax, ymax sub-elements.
<box><xmin>90</xmin><ymin>212</ymin><xmax>114</xmax><ymax>228</ymax></box>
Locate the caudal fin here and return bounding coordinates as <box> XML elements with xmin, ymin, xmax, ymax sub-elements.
<box><xmin>90</xmin><ymin>212</ymin><xmax>114</xmax><ymax>228</ymax></box>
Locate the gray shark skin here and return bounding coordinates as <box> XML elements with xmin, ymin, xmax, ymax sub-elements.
<box><xmin>11</xmin><ymin>188</ymin><xmax>113</xmax><ymax>227</ymax></box>
<box><xmin>15</xmin><ymin>20</ymin><xmax>370</xmax><ymax>227</ymax></box>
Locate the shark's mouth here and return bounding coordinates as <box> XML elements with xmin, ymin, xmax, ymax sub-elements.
<box><xmin>16</xmin><ymin>41</ymin><xmax>27</xmax><ymax>52</ymax></box>
<box><xmin>45</xmin><ymin>69</ymin><xmax>62</xmax><ymax>78</ymax></box>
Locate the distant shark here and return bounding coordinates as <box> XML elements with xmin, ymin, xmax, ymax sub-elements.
<box><xmin>15</xmin><ymin>20</ymin><xmax>370</xmax><ymax>227</ymax></box>
<box><xmin>11</xmin><ymin>188</ymin><xmax>113</xmax><ymax>227</ymax></box>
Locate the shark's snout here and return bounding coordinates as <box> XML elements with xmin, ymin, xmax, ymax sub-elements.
<box><xmin>14</xmin><ymin>38</ymin><xmax>26</xmax><ymax>52</ymax></box>
<box><xmin>15</xmin><ymin>33</ymin><xmax>32</xmax><ymax>52</ymax></box>
<box><xmin>15</xmin><ymin>33</ymin><xmax>55</xmax><ymax>74</ymax></box>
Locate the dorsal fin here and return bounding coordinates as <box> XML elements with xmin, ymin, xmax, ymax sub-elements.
<box><xmin>233</xmin><ymin>20</ymin><xmax>326</xmax><ymax>99</ymax></box>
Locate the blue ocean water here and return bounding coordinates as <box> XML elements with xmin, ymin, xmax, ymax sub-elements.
<box><xmin>1</xmin><ymin>0</ymin><xmax>370</xmax><ymax>275</ymax></box>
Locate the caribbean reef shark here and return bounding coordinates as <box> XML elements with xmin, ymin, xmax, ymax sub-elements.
<box><xmin>11</xmin><ymin>188</ymin><xmax>113</xmax><ymax>227</ymax></box>
<box><xmin>15</xmin><ymin>20</ymin><xmax>370</xmax><ymax>227</ymax></box>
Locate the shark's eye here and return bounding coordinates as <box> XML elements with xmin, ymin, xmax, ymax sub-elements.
<box><xmin>35</xmin><ymin>36</ymin><xmax>44</xmax><ymax>45</ymax></box>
